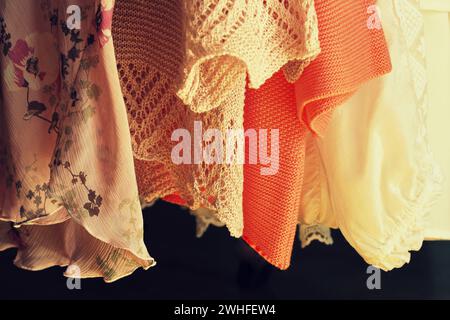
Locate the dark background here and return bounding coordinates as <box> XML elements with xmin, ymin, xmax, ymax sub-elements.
<box><xmin>1</xmin><ymin>200</ymin><xmax>449</xmax><ymax>299</ymax></box>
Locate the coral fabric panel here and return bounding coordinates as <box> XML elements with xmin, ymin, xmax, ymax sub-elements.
<box><xmin>243</xmin><ymin>72</ymin><xmax>306</xmax><ymax>270</ymax></box>
<box><xmin>295</xmin><ymin>0</ymin><xmax>392</xmax><ymax>136</ymax></box>
<box><xmin>242</xmin><ymin>0</ymin><xmax>392</xmax><ymax>269</ymax></box>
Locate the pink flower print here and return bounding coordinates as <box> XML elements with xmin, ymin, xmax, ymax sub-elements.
<box><xmin>7</xmin><ymin>39</ymin><xmax>35</xmax><ymax>87</ymax></box>
<box><xmin>4</xmin><ymin>33</ymin><xmax>58</xmax><ymax>92</ymax></box>
<box><xmin>99</xmin><ymin>0</ymin><xmax>114</xmax><ymax>47</ymax></box>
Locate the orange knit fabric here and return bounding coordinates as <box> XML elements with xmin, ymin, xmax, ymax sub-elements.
<box><xmin>242</xmin><ymin>0</ymin><xmax>392</xmax><ymax>269</ymax></box>
<box><xmin>296</xmin><ymin>0</ymin><xmax>392</xmax><ymax>136</ymax></box>
<box><xmin>243</xmin><ymin>72</ymin><xmax>305</xmax><ymax>270</ymax></box>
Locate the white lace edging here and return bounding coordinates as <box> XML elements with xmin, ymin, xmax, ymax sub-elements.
<box><xmin>299</xmin><ymin>224</ymin><xmax>334</xmax><ymax>248</ymax></box>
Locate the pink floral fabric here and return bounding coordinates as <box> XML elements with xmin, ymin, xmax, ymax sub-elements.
<box><xmin>0</xmin><ymin>0</ymin><xmax>154</xmax><ymax>282</ymax></box>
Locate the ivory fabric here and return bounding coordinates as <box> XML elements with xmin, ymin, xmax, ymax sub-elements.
<box><xmin>243</xmin><ymin>0</ymin><xmax>392</xmax><ymax>270</ymax></box>
<box><xmin>113</xmin><ymin>0</ymin><xmax>320</xmax><ymax>237</ymax></box>
<box><xmin>420</xmin><ymin>0</ymin><xmax>450</xmax><ymax>240</ymax></box>
<box><xmin>0</xmin><ymin>0</ymin><xmax>154</xmax><ymax>282</ymax></box>
<box><xmin>300</xmin><ymin>0</ymin><xmax>443</xmax><ymax>270</ymax></box>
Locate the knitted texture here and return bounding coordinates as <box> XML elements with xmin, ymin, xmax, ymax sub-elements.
<box><xmin>243</xmin><ymin>71</ymin><xmax>306</xmax><ymax>269</ymax></box>
<box><xmin>297</xmin><ymin>0</ymin><xmax>392</xmax><ymax>248</ymax></box>
<box><xmin>242</xmin><ymin>0</ymin><xmax>392</xmax><ymax>269</ymax></box>
<box><xmin>178</xmin><ymin>0</ymin><xmax>320</xmax><ymax>113</ymax></box>
<box><xmin>295</xmin><ymin>0</ymin><xmax>392</xmax><ymax>136</ymax></box>
<box><xmin>114</xmin><ymin>0</ymin><xmax>244</xmax><ymax>237</ymax></box>
<box><xmin>113</xmin><ymin>0</ymin><xmax>320</xmax><ymax>237</ymax></box>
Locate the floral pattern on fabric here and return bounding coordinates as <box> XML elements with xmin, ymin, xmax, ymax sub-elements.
<box><xmin>0</xmin><ymin>0</ymin><xmax>154</xmax><ymax>282</ymax></box>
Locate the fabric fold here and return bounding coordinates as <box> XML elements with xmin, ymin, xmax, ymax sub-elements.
<box><xmin>113</xmin><ymin>0</ymin><xmax>320</xmax><ymax>238</ymax></box>
<box><xmin>0</xmin><ymin>0</ymin><xmax>154</xmax><ymax>282</ymax></box>
<box><xmin>178</xmin><ymin>0</ymin><xmax>320</xmax><ymax>113</ymax></box>
<box><xmin>299</xmin><ymin>0</ymin><xmax>442</xmax><ymax>270</ymax></box>
<box><xmin>242</xmin><ymin>0</ymin><xmax>392</xmax><ymax>270</ymax></box>
<box><xmin>294</xmin><ymin>0</ymin><xmax>392</xmax><ymax>136</ymax></box>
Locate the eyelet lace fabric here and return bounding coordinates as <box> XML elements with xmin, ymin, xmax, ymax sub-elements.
<box><xmin>0</xmin><ymin>0</ymin><xmax>154</xmax><ymax>282</ymax></box>
<box><xmin>113</xmin><ymin>0</ymin><xmax>320</xmax><ymax>237</ymax></box>
<box><xmin>299</xmin><ymin>0</ymin><xmax>442</xmax><ymax>270</ymax></box>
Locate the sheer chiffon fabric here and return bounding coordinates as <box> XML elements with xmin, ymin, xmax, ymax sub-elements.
<box><xmin>0</xmin><ymin>0</ymin><xmax>154</xmax><ymax>282</ymax></box>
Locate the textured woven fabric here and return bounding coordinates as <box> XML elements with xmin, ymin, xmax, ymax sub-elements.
<box><xmin>243</xmin><ymin>0</ymin><xmax>392</xmax><ymax>269</ymax></box>
<box><xmin>113</xmin><ymin>0</ymin><xmax>320</xmax><ymax>237</ymax></box>
<box><xmin>0</xmin><ymin>0</ymin><xmax>154</xmax><ymax>282</ymax></box>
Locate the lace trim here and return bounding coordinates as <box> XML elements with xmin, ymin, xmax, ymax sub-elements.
<box><xmin>177</xmin><ymin>0</ymin><xmax>321</xmax><ymax>113</ymax></box>
<box><xmin>299</xmin><ymin>224</ymin><xmax>333</xmax><ymax>248</ymax></box>
<box><xmin>190</xmin><ymin>208</ymin><xmax>225</xmax><ymax>237</ymax></box>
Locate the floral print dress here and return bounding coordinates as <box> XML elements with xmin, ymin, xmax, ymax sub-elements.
<box><xmin>0</xmin><ymin>0</ymin><xmax>154</xmax><ymax>282</ymax></box>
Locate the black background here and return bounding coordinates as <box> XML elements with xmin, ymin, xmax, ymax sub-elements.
<box><xmin>1</xmin><ymin>200</ymin><xmax>449</xmax><ymax>299</ymax></box>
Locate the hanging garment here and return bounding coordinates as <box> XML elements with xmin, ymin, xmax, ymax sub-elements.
<box><xmin>243</xmin><ymin>0</ymin><xmax>392</xmax><ymax>270</ymax></box>
<box><xmin>113</xmin><ymin>0</ymin><xmax>321</xmax><ymax>237</ymax></box>
<box><xmin>0</xmin><ymin>0</ymin><xmax>154</xmax><ymax>282</ymax></box>
<box><xmin>299</xmin><ymin>0</ymin><xmax>442</xmax><ymax>270</ymax></box>
<box><xmin>420</xmin><ymin>0</ymin><xmax>450</xmax><ymax>240</ymax></box>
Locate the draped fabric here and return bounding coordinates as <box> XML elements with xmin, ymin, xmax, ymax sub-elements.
<box><xmin>420</xmin><ymin>0</ymin><xmax>450</xmax><ymax>240</ymax></box>
<box><xmin>113</xmin><ymin>0</ymin><xmax>320</xmax><ymax>238</ymax></box>
<box><xmin>242</xmin><ymin>0</ymin><xmax>392</xmax><ymax>270</ymax></box>
<box><xmin>1</xmin><ymin>0</ymin><xmax>447</xmax><ymax>282</ymax></box>
<box><xmin>300</xmin><ymin>0</ymin><xmax>443</xmax><ymax>270</ymax></box>
<box><xmin>0</xmin><ymin>0</ymin><xmax>154</xmax><ymax>282</ymax></box>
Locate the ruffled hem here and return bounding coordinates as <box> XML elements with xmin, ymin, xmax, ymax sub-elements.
<box><xmin>345</xmin><ymin>0</ymin><xmax>443</xmax><ymax>271</ymax></box>
<box><xmin>347</xmin><ymin>151</ymin><xmax>442</xmax><ymax>271</ymax></box>
<box><xmin>0</xmin><ymin>219</ymin><xmax>155</xmax><ymax>283</ymax></box>
<box><xmin>177</xmin><ymin>0</ymin><xmax>320</xmax><ymax>113</ymax></box>
<box><xmin>176</xmin><ymin>49</ymin><xmax>320</xmax><ymax>114</ymax></box>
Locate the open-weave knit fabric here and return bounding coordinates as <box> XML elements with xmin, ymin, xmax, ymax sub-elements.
<box><xmin>0</xmin><ymin>0</ymin><xmax>154</xmax><ymax>282</ymax></box>
<box><xmin>113</xmin><ymin>0</ymin><xmax>320</xmax><ymax>237</ymax></box>
<box><xmin>243</xmin><ymin>0</ymin><xmax>392</xmax><ymax>269</ymax></box>
<box><xmin>177</xmin><ymin>0</ymin><xmax>320</xmax><ymax>113</ymax></box>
